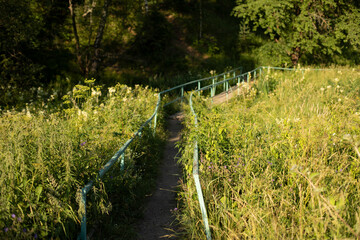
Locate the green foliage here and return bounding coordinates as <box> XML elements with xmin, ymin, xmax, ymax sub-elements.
<box><xmin>178</xmin><ymin>67</ymin><xmax>360</xmax><ymax>239</ymax></box>
<box><xmin>233</xmin><ymin>0</ymin><xmax>360</xmax><ymax>65</ymax></box>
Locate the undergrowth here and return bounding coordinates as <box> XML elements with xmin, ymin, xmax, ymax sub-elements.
<box><xmin>0</xmin><ymin>80</ymin><xmax>165</xmax><ymax>239</ymax></box>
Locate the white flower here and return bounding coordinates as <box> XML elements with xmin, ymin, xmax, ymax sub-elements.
<box><xmin>327</xmin><ymin>85</ymin><xmax>331</xmax><ymax>89</ymax></box>
<box><xmin>334</xmin><ymin>78</ymin><xmax>339</xmax><ymax>82</ymax></box>
<box><xmin>340</xmin><ymin>89</ymin><xmax>344</xmax><ymax>93</ymax></box>
<box><xmin>91</xmin><ymin>88</ymin><xmax>101</xmax><ymax>97</ymax></box>
<box><xmin>320</xmin><ymin>88</ymin><xmax>325</xmax><ymax>91</ymax></box>
<box><xmin>336</xmin><ymin>85</ymin><xmax>340</xmax><ymax>89</ymax></box>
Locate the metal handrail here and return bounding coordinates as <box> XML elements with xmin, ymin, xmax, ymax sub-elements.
<box><xmin>77</xmin><ymin>66</ymin><xmax>242</xmax><ymax>239</ymax></box>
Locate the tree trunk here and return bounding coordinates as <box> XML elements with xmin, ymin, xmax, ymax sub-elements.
<box><xmin>90</xmin><ymin>0</ymin><xmax>111</xmax><ymax>76</ymax></box>
<box><xmin>144</xmin><ymin>0</ymin><xmax>148</xmax><ymax>14</ymax></box>
<box><xmin>199</xmin><ymin>0</ymin><xmax>202</xmax><ymax>39</ymax></box>
<box><xmin>291</xmin><ymin>46</ymin><xmax>301</xmax><ymax>66</ymax></box>
<box><xmin>69</xmin><ymin>0</ymin><xmax>84</xmax><ymax>73</ymax></box>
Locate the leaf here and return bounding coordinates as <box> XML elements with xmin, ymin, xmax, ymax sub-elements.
<box><xmin>220</xmin><ymin>196</ymin><xmax>226</xmax><ymax>206</ymax></box>
<box><xmin>35</xmin><ymin>185</ymin><xmax>43</xmax><ymax>202</ymax></box>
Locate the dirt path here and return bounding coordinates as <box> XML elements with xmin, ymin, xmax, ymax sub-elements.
<box><xmin>136</xmin><ymin>112</ymin><xmax>183</xmax><ymax>239</ymax></box>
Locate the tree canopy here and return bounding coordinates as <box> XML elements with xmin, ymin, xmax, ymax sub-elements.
<box><xmin>233</xmin><ymin>0</ymin><xmax>360</xmax><ymax>65</ymax></box>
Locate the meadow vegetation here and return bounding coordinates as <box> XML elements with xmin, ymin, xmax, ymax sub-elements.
<box><xmin>0</xmin><ymin>80</ymin><xmax>165</xmax><ymax>239</ymax></box>
<box><xmin>178</xmin><ymin>67</ymin><xmax>360</xmax><ymax>239</ymax></box>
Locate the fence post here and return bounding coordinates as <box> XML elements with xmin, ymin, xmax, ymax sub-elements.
<box><xmin>120</xmin><ymin>152</ymin><xmax>125</xmax><ymax>170</ymax></box>
<box><xmin>211</xmin><ymin>78</ymin><xmax>215</xmax><ymax>97</ymax></box>
<box><xmin>254</xmin><ymin>70</ymin><xmax>257</xmax><ymax>82</ymax></box>
<box><xmin>198</xmin><ymin>81</ymin><xmax>201</xmax><ymax>96</ymax></box>
<box><xmin>181</xmin><ymin>87</ymin><xmax>184</xmax><ymax>102</ymax></box>
<box><xmin>79</xmin><ymin>190</ymin><xmax>87</xmax><ymax>240</ymax></box>
<box><xmin>223</xmin><ymin>74</ymin><xmax>226</xmax><ymax>92</ymax></box>
<box><xmin>247</xmin><ymin>72</ymin><xmax>249</xmax><ymax>83</ymax></box>
<box><xmin>226</xmin><ymin>80</ymin><xmax>229</xmax><ymax>101</ymax></box>
<box><xmin>237</xmin><ymin>77</ymin><xmax>240</xmax><ymax>96</ymax></box>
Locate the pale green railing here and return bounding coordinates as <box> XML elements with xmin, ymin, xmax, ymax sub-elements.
<box><xmin>78</xmin><ymin>65</ymin><xmax>333</xmax><ymax>239</ymax></box>
<box><xmin>77</xmin><ymin>67</ymin><xmax>242</xmax><ymax>240</ymax></box>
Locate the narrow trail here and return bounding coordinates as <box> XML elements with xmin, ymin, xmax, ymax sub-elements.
<box><xmin>136</xmin><ymin>112</ymin><xmax>183</xmax><ymax>239</ymax></box>
<box><xmin>136</xmin><ymin>92</ymin><xmax>238</xmax><ymax>239</ymax></box>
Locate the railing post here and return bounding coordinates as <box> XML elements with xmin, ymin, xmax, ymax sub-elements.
<box><xmin>237</xmin><ymin>77</ymin><xmax>240</xmax><ymax>96</ymax></box>
<box><xmin>153</xmin><ymin>95</ymin><xmax>160</xmax><ymax>135</ymax></box>
<box><xmin>223</xmin><ymin>74</ymin><xmax>226</xmax><ymax>92</ymax></box>
<box><xmin>79</xmin><ymin>190</ymin><xmax>87</xmax><ymax>240</ymax></box>
<box><xmin>198</xmin><ymin>81</ymin><xmax>201</xmax><ymax>96</ymax></box>
<box><xmin>254</xmin><ymin>70</ymin><xmax>257</xmax><ymax>82</ymax></box>
<box><xmin>211</xmin><ymin>78</ymin><xmax>215</xmax><ymax>97</ymax></box>
<box><xmin>120</xmin><ymin>152</ymin><xmax>125</xmax><ymax>170</ymax></box>
<box><xmin>181</xmin><ymin>87</ymin><xmax>184</xmax><ymax>102</ymax></box>
<box><xmin>247</xmin><ymin>72</ymin><xmax>249</xmax><ymax>83</ymax></box>
<box><xmin>226</xmin><ymin>80</ymin><xmax>229</xmax><ymax>101</ymax></box>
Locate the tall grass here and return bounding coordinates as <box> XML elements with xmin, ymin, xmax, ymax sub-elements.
<box><xmin>178</xmin><ymin>67</ymin><xmax>360</xmax><ymax>239</ymax></box>
<box><xmin>0</xmin><ymin>81</ymin><xmax>165</xmax><ymax>239</ymax></box>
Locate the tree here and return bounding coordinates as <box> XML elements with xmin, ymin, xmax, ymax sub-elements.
<box><xmin>233</xmin><ymin>0</ymin><xmax>360</xmax><ymax>65</ymax></box>
<box><xmin>69</xmin><ymin>0</ymin><xmax>112</xmax><ymax>76</ymax></box>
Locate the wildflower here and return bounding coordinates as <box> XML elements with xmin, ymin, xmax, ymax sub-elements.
<box><xmin>17</xmin><ymin>217</ymin><xmax>21</xmax><ymax>222</ymax></box>
<box><xmin>338</xmin><ymin>98</ymin><xmax>341</xmax><ymax>102</ymax></box>
<box><xmin>224</xmin><ymin>166</ymin><xmax>227</xmax><ymax>169</ymax></box>
<box><xmin>208</xmin><ymin>166</ymin><xmax>212</xmax><ymax>169</ymax></box>
<box><xmin>334</xmin><ymin>78</ymin><xmax>339</xmax><ymax>82</ymax></box>
<box><xmin>11</xmin><ymin>214</ymin><xmax>16</xmax><ymax>219</ymax></box>
<box><xmin>327</xmin><ymin>85</ymin><xmax>331</xmax><ymax>89</ymax></box>
<box><xmin>91</xmin><ymin>88</ymin><xmax>101</xmax><ymax>97</ymax></box>
<box><xmin>23</xmin><ymin>228</ymin><xmax>27</xmax><ymax>233</ymax></box>
<box><xmin>108</xmin><ymin>87</ymin><xmax>116</xmax><ymax>96</ymax></box>
<box><xmin>272</xmin><ymin>179</ymin><xmax>275</xmax><ymax>182</ymax></box>
<box><xmin>34</xmin><ymin>233</ymin><xmax>38</xmax><ymax>239</ymax></box>
<box><xmin>80</xmin><ymin>142</ymin><xmax>86</xmax><ymax>147</ymax></box>
<box><xmin>320</xmin><ymin>88</ymin><xmax>325</xmax><ymax>91</ymax></box>
<box><xmin>174</xmin><ymin>208</ymin><xmax>178</xmax><ymax>211</ymax></box>
<box><xmin>340</xmin><ymin>89</ymin><xmax>344</xmax><ymax>93</ymax></box>
<box><xmin>336</xmin><ymin>85</ymin><xmax>340</xmax><ymax>89</ymax></box>
<box><xmin>4</xmin><ymin>227</ymin><xmax>8</xmax><ymax>232</ymax></box>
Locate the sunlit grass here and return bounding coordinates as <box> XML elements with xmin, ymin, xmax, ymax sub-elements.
<box><xmin>178</xmin><ymin>67</ymin><xmax>360</xmax><ymax>239</ymax></box>
<box><xmin>0</xmin><ymin>81</ymin><xmax>165</xmax><ymax>239</ymax></box>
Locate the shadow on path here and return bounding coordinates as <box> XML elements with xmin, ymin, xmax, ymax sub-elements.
<box><xmin>136</xmin><ymin>112</ymin><xmax>183</xmax><ymax>239</ymax></box>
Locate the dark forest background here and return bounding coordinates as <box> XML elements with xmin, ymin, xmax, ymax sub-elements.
<box><xmin>1</xmin><ymin>0</ymin><xmax>359</xmax><ymax>107</ymax></box>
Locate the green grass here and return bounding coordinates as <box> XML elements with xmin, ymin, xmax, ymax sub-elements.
<box><xmin>178</xmin><ymin>67</ymin><xmax>360</xmax><ymax>239</ymax></box>
<box><xmin>0</xmin><ymin>81</ymin><xmax>165</xmax><ymax>239</ymax></box>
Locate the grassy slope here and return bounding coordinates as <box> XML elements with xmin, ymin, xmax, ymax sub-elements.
<box><xmin>178</xmin><ymin>67</ymin><xmax>360</xmax><ymax>239</ymax></box>
<box><xmin>0</xmin><ymin>83</ymin><xmax>166</xmax><ymax>239</ymax></box>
